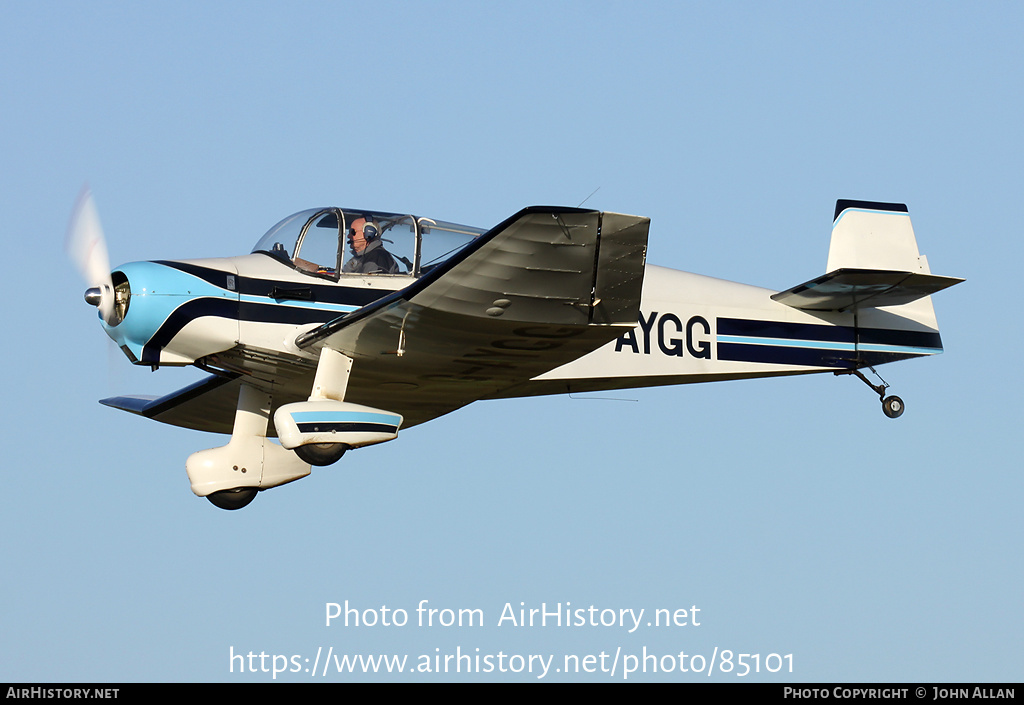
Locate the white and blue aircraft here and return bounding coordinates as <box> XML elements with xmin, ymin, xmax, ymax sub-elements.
<box><xmin>68</xmin><ymin>192</ymin><xmax>962</xmax><ymax>510</ymax></box>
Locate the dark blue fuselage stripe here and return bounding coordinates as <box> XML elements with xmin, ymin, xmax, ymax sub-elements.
<box><xmin>717</xmin><ymin>317</ymin><xmax>942</xmax><ymax>349</ymax></box>
<box><xmin>154</xmin><ymin>259</ymin><xmax>397</xmax><ymax>307</ymax></box>
<box><xmin>237</xmin><ymin>301</ymin><xmax>337</xmax><ymax>325</ymax></box>
<box><xmin>140</xmin><ymin>258</ymin><xmax>404</xmax><ymax>361</ymax></box>
<box><xmin>142</xmin><ymin>298</ymin><xmax>238</xmax><ymax>364</ymax></box>
<box><xmin>141</xmin><ymin>298</ymin><xmax>346</xmax><ymax>363</ymax></box>
<box><xmin>296</xmin><ymin>422</ymin><xmax>398</xmax><ymax>434</ymax></box>
<box><xmin>152</xmin><ymin>261</ymin><xmax>235</xmax><ymax>291</ymax></box>
<box><xmin>717</xmin><ymin>342</ymin><xmax>921</xmax><ymax>368</ymax></box>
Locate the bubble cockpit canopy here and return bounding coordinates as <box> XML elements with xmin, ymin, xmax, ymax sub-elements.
<box><xmin>251</xmin><ymin>208</ymin><xmax>486</xmax><ymax>279</ymax></box>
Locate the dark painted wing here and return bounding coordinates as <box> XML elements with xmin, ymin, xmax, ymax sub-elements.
<box><xmin>297</xmin><ymin>207</ymin><xmax>649</xmax><ymax>427</ymax></box>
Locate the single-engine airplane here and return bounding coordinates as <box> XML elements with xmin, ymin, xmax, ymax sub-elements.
<box><xmin>68</xmin><ymin>191</ymin><xmax>962</xmax><ymax>510</ymax></box>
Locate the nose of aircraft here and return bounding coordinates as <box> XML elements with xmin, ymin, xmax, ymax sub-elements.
<box><xmin>96</xmin><ymin>261</ymin><xmax>188</xmax><ymax>363</ymax></box>
<box><xmin>68</xmin><ymin>189</ymin><xmax>237</xmax><ymax>366</ymax></box>
<box><xmin>93</xmin><ymin>263</ymin><xmax>146</xmax><ymax>361</ymax></box>
<box><xmin>92</xmin><ymin>259</ymin><xmax>240</xmax><ymax>366</ymax></box>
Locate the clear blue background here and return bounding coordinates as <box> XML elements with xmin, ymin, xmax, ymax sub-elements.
<box><xmin>1</xmin><ymin>1</ymin><xmax>1019</xmax><ymax>682</ymax></box>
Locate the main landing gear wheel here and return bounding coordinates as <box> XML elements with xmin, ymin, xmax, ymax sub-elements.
<box><xmin>294</xmin><ymin>442</ymin><xmax>348</xmax><ymax>466</ymax></box>
<box><xmin>881</xmin><ymin>395</ymin><xmax>905</xmax><ymax>419</ymax></box>
<box><xmin>207</xmin><ymin>487</ymin><xmax>258</xmax><ymax>510</ymax></box>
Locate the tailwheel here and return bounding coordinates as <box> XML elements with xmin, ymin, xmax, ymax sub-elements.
<box><xmin>881</xmin><ymin>396</ymin><xmax>905</xmax><ymax>419</ymax></box>
<box><xmin>207</xmin><ymin>487</ymin><xmax>258</xmax><ymax>510</ymax></box>
<box><xmin>836</xmin><ymin>366</ymin><xmax>907</xmax><ymax>419</ymax></box>
<box><xmin>294</xmin><ymin>442</ymin><xmax>348</xmax><ymax>466</ymax></box>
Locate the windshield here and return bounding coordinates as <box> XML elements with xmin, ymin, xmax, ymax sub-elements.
<box><xmin>252</xmin><ymin>208</ymin><xmax>485</xmax><ymax>279</ymax></box>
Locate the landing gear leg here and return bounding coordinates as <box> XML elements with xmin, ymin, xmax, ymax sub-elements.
<box><xmin>836</xmin><ymin>367</ymin><xmax>905</xmax><ymax>419</ymax></box>
<box><xmin>298</xmin><ymin>348</ymin><xmax>354</xmax><ymax>466</ymax></box>
<box><xmin>186</xmin><ymin>383</ymin><xmax>311</xmax><ymax>509</ymax></box>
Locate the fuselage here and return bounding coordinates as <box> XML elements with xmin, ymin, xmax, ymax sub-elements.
<box><xmin>97</xmin><ymin>204</ymin><xmax>945</xmax><ymax>405</ymax></box>
<box><xmin>100</xmin><ymin>254</ymin><xmax>944</xmax><ymax>400</ymax></box>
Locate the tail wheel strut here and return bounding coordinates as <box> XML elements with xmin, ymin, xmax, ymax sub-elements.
<box><xmin>836</xmin><ymin>367</ymin><xmax>905</xmax><ymax>419</ymax></box>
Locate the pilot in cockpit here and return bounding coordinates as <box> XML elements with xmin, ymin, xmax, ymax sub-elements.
<box><xmin>342</xmin><ymin>217</ymin><xmax>400</xmax><ymax>275</ymax></box>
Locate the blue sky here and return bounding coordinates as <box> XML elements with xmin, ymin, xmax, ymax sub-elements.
<box><xmin>1</xmin><ymin>1</ymin><xmax>1020</xmax><ymax>682</ymax></box>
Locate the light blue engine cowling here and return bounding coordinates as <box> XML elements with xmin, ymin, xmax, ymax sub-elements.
<box><xmin>100</xmin><ymin>260</ymin><xmax>239</xmax><ymax>365</ymax></box>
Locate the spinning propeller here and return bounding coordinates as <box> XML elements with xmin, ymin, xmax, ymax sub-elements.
<box><xmin>66</xmin><ymin>186</ymin><xmax>120</xmax><ymax>326</ymax></box>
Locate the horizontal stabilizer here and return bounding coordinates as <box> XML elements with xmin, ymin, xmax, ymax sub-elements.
<box><xmin>101</xmin><ymin>374</ymin><xmax>245</xmax><ymax>435</ymax></box>
<box><xmin>772</xmin><ymin>268</ymin><xmax>964</xmax><ymax>311</ymax></box>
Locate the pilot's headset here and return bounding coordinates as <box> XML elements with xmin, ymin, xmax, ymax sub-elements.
<box><xmin>355</xmin><ymin>219</ymin><xmax>380</xmax><ymax>241</ymax></box>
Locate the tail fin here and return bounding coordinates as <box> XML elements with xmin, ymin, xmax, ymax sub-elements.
<box><xmin>773</xmin><ymin>200</ymin><xmax>963</xmax><ymax>313</ymax></box>
<box><xmin>767</xmin><ymin>199</ymin><xmax>964</xmax><ymax>369</ymax></box>
<box><xmin>826</xmin><ymin>200</ymin><xmax>923</xmax><ymax>273</ymax></box>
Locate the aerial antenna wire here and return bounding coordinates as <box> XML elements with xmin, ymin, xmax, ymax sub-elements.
<box><xmin>577</xmin><ymin>187</ymin><xmax>601</xmax><ymax>208</ymax></box>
